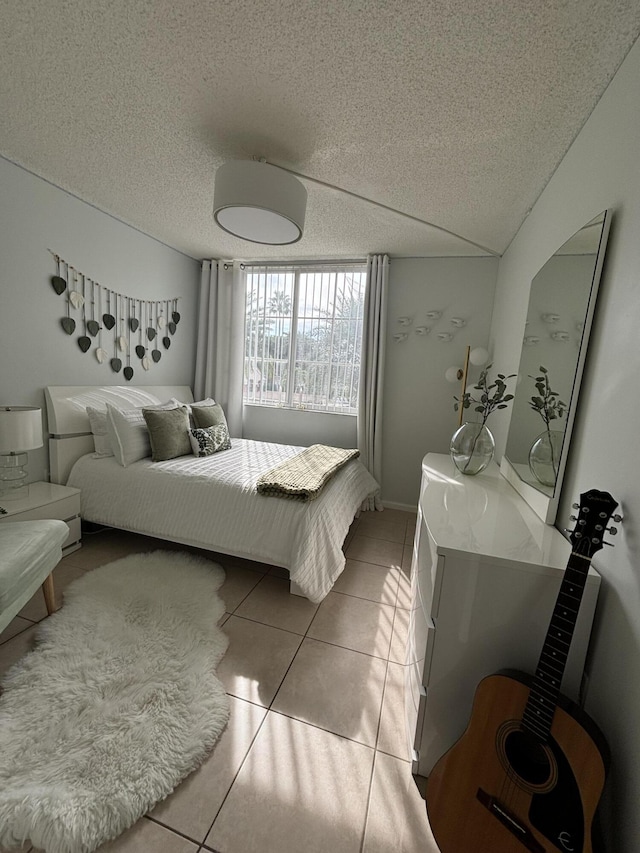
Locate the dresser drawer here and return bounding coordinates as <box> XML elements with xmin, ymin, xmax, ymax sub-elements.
<box><xmin>406</xmin><ymin>604</ymin><xmax>436</xmax><ymax>685</ymax></box>
<box><xmin>412</xmin><ymin>518</ymin><xmax>445</xmax><ymax>620</ymax></box>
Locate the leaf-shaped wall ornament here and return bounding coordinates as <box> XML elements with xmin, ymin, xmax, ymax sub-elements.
<box><xmin>129</xmin><ymin>300</ymin><xmax>139</xmax><ymax>333</ymax></box>
<box><xmin>51</xmin><ymin>275</ymin><xmax>66</xmax><ymax>295</ymax></box>
<box><xmin>86</xmin><ymin>278</ymin><xmax>99</xmax><ymax>336</ymax></box>
<box><xmin>61</xmin><ymin>317</ymin><xmax>76</xmax><ymax>335</ymax></box>
<box><xmin>152</xmin><ymin>349</ymin><xmax>161</xmax><ymax>363</ymax></box>
<box><xmin>147</xmin><ymin>326</ymin><xmax>156</xmax><ymax>341</ymax></box>
<box><xmin>76</xmin><ymin>273</ymin><xmax>91</xmax><ymax>353</ymax></box>
<box><xmin>69</xmin><ymin>290</ymin><xmax>85</xmax><ymax>309</ymax></box>
<box><xmin>135</xmin><ymin>344</ymin><xmax>146</xmax><ymax>359</ymax></box>
<box><xmin>168</xmin><ymin>322</ymin><xmax>177</xmax><ymax>335</ymax></box>
<box><xmin>122</xmin><ymin>298</ymin><xmax>134</xmax><ymax>382</ymax></box>
<box><xmin>110</xmin><ymin>357</ymin><xmax>122</xmax><ymax>373</ymax></box>
<box><xmin>162</xmin><ymin>336</ymin><xmax>171</xmax><ymax>349</ymax></box>
<box><xmin>95</xmin><ymin>286</ymin><xmax>106</xmax><ymax>364</ymax></box>
<box><xmin>142</xmin><ymin>356</ymin><xmax>151</xmax><ymax>371</ymax></box>
<box><xmin>158</xmin><ymin>314</ymin><xmax>165</xmax><ymax>329</ymax></box>
<box><xmin>103</xmin><ymin>291</ymin><xmax>116</xmax><ymax>330</ymax></box>
<box><xmin>50</xmin><ymin>255</ymin><xmax>66</xmax><ymax>294</ymax></box>
<box><xmin>117</xmin><ymin>295</ymin><xmax>128</xmax><ymax>351</ymax></box>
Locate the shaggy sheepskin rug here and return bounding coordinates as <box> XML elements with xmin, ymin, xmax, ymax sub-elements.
<box><xmin>0</xmin><ymin>550</ymin><xmax>229</xmax><ymax>853</ymax></box>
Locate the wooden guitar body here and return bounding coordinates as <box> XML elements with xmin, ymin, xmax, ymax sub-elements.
<box><xmin>426</xmin><ymin>670</ymin><xmax>608</xmax><ymax>853</ymax></box>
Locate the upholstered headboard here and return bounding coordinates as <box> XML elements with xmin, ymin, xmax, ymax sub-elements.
<box><xmin>45</xmin><ymin>385</ymin><xmax>194</xmax><ymax>484</ymax></box>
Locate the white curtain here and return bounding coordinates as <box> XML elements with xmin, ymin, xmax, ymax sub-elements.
<box><xmin>357</xmin><ymin>254</ymin><xmax>389</xmax><ymax>510</ymax></box>
<box><xmin>194</xmin><ymin>260</ymin><xmax>246</xmax><ymax>437</ymax></box>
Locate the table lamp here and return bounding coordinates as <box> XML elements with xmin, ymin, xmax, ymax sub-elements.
<box><xmin>0</xmin><ymin>406</ymin><xmax>43</xmax><ymax>498</ymax></box>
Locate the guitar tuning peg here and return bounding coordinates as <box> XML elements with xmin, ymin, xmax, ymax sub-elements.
<box><xmin>603</xmin><ymin>540</ymin><xmax>615</xmax><ymax>547</ymax></box>
<box><xmin>606</xmin><ymin>526</ymin><xmax>618</xmax><ymax>535</ymax></box>
<box><xmin>612</xmin><ymin>514</ymin><xmax>623</xmax><ymax>523</ymax></box>
<box><xmin>572</xmin><ymin>503</ymin><xmax>580</xmax><ymax>510</ymax></box>
<box><xmin>570</xmin><ymin>515</ymin><xmax>578</xmax><ymax>522</ymax></box>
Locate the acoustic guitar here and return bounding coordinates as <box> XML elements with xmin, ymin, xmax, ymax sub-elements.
<box><xmin>426</xmin><ymin>489</ymin><xmax>621</xmax><ymax>853</ymax></box>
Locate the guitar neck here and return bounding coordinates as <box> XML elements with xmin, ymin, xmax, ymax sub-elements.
<box><xmin>522</xmin><ymin>551</ymin><xmax>591</xmax><ymax>742</ymax></box>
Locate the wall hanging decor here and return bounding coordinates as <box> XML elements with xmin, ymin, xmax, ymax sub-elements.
<box><xmin>48</xmin><ymin>252</ymin><xmax>181</xmax><ymax>381</ymax></box>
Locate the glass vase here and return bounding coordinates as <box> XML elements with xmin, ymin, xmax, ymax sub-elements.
<box><xmin>528</xmin><ymin>429</ymin><xmax>564</xmax><ymax>488</ymax></box>
<box><xmin>450</xmin><ymin>422</ymin><xmax>495</xmax><ymax>476</ymax></box>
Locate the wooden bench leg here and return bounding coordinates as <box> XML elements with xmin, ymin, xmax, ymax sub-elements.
<box><xmin>42</xmin><ymin>573</ymin><xmax>57</xmax><ymax>615</ymax></box>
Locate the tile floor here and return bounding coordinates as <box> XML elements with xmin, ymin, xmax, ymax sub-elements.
<box><xmin>0</xmin><ymin>509</ymin><xmax>439</xmax><ymax>853</ymax></box>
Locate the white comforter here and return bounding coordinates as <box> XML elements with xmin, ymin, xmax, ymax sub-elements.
<box><xmin>68</xmin><ymin>439</ymin><xmax>379</xmax><ymax>603</ymax></box>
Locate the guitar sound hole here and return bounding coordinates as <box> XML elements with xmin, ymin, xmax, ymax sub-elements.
<box><xmin>504</xmin><ymin>729</ymin><xmax>552</xmax><ymax>786</ymax></box>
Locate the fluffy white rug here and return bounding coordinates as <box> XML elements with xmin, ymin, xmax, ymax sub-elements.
<box><xmin>0</xmin><ymin>550</ymin><xmax>229</xmax><ymax>853</ymax></box>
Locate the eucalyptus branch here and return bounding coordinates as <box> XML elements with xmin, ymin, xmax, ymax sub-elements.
<box><xmin>528</xmin><ymin>366</ymin><xmax>566</xmax><ymax>429</ymax></box>
<box><xmin>454</xmin><ymin>364</ymin><xmax>516</xmax><ymax>426</ymax></box>
<box><xmin>452</xmin><ymin>364</ymin><xmax>516</xmax><ymax>474</ymax></box>
<box><xmin>528</xmin><ymin>366</ymin><xmax>567</xmax><ymax>480</ymax></box>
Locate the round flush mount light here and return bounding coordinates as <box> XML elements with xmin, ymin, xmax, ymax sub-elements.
<box><xmin>213</xmin><ymin>160</ymin><xmax>307</xmax><ymax>245</ymax></box>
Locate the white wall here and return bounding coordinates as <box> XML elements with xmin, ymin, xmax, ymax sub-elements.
<box><xmin>381</xmin><ymin>257</ymin><xmax>498</xmax><ymax>508</ymax></box>
<box><xmin>0</xmin><ymin>157</ymin><xmax>199</xmax><ymax>483</ymax></box>
<box><xmin>489</xmin><ymin>38</ymin><xmax>640</xmax><ymax>852</ymax></box>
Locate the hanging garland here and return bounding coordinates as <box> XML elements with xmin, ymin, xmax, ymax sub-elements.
<box><xmin>47</xmin><ymin>251</ymin><xmax>181</xmax><ymax>382</ymax></box>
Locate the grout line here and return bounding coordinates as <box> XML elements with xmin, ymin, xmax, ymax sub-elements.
<box><xmin>266</xmin><ymin>706</ymin><xmax>379</xmax><ymax>751</ymax></box>
<box><xmin>360</xmin><ymin>745</ymin><xmax>382</xmax><ymax>853</ymax></box>
<box><xmin>199</xmin><ymin>703</ymin><xmax>270</xmax><ymax>846</ymax></box>
<box><xmin>145</xmin><ymin>815</ymin><xmax>206</xmax><ymax>848</ymax></box>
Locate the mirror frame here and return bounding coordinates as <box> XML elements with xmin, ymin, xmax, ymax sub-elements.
<box><xmin>500</xmin><ymin>210</ymin><xmax>612</xmax><ymax>524</ymax></box>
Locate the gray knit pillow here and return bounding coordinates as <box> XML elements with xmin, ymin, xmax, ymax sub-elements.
<box><xmin>142</xmin><ymin>406</ymin><xmax>191</xmax><ymax>462</ymax></box>
<box><xmin>191</xmin><ymin>403</ymin><xmax>228</xmax><ymax>431</ymax></box>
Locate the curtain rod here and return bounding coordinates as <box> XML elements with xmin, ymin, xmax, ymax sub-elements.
<box><xmin>263</xmin><ymin>159</ymin><xmax>501</xmax><ymax>258</ymax></box>
<box><xmin>241</xmin><ymin>258</ymin><xmax>367</xmax><ymax>268</ymax></box>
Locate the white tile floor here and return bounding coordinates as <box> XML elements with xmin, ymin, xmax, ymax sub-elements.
<box><xmin>0</xmin><ymin>510</ymin><xmax>439</xmax><ymax>853</ymax></box>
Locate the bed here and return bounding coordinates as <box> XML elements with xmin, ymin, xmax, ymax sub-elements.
<box><xmin>44</xmin><ymin>385</ymin><xmax>380</xmax><ymax>603</ymax></box>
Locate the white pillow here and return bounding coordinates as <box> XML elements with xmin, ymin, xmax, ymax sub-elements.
<box><xmin>106</xmin><ymin>401</ymin><xmax>176</xmax><ymax>467</ymax></box>
<box><xmin>171</xmin><ymin>396</ymin><xmax>215</xmax><ymax>415</ymax></box>
<box><xmin>86</xmin><ymin>406</ymin><xmax>113</xmax><ymax>457</ymax></box>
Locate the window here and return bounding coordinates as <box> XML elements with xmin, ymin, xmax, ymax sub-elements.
<box><xmin>243</xmin><ymin>262</ymin><xmax>367</xmax><ymax>413</ymax></box>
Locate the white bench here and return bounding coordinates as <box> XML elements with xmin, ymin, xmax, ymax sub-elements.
<box><xmin>0</xmin><ymin>520</ymin><xmax>69</xmax><ymax>634</ymax></box>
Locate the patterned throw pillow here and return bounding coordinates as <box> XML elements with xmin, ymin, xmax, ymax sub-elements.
<box><xmin>189</xmin><ymin>424</ymin><xmax>232</xmax><ymax>457</ymax></box>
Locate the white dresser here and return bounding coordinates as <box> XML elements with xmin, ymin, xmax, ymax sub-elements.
<box><xmin>406</xmin><ymin>453</ymin><xmax>601</xmax><ymax>777</ymax></box>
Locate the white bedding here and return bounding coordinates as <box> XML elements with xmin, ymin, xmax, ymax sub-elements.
<box><xmin>68</xmin><ymin>438</ymin><xmax>379</xmax><ymax>603</ymax></box>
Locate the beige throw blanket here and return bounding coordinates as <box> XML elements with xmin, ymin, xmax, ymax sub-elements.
<box><xmin>256</xmin><ymin>444</ymin><xmax>360</xmax><ymax>501</ymax></box>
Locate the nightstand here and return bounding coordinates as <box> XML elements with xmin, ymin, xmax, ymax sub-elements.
<box><xmin>0</xmin><ymin>482</ymin><xmax>81</xmax><ymax>555</ymax></box>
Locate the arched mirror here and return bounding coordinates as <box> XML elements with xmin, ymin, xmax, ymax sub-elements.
<box><xmin>500</xmin><ymin>211</ymin><xmax>611</xmax><ymax>524</ymax></box>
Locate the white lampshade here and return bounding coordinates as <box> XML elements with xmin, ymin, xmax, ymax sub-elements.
<box><xmin>213</xmin><ymin>160</ymin><xmax>307</xmax><ymax>245</ymax></box>
<box><xmin>0</xmin><ymin>407</ymin><xmax>43</xmax><ymax>452</ymax></box>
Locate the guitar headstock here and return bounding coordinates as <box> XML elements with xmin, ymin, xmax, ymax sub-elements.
<box><xmin>569</xmin><ymin>489</ymin><xmax>621</xmax><ymax>557</ymax></box>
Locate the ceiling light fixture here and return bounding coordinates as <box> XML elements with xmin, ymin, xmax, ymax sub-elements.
<box><xmin>213</xmin><ymin>160</ymin><xmax>307</xmax><ymax>245</ymax></box>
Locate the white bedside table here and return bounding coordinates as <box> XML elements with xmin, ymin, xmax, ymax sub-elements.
<box><xmin>0</xmin><ymin>482</ymin><xmax>81</xmax><ymax>555</ymax></box>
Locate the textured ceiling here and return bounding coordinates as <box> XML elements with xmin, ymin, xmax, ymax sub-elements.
<box><xmin>1</xmin><ymin>0</ymin><xmax>639</xmax><ymax>260</ymax></box>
